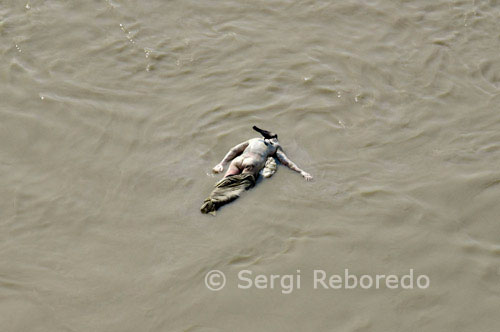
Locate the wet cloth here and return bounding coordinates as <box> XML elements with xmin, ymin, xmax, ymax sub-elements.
<box><xmin>200</xmin><ymin>173</ymin><xmax>256</xmax><ymax>214</ymax></box>
<box><xmin>261</xmin><ymin>156</ymin><xmax>277</xmax><ymax>178</ymax></box>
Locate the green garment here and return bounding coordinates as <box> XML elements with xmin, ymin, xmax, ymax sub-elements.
<box><xmin>200</xmin><ymin>173</ymin><xmax>256</xmax><ymax>214</ymax></box>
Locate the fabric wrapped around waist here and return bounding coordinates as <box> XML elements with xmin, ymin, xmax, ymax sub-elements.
<box><xmin>200</xmin><ymin>173</ymin><xmax>256</xmax><ymax>214</ymax></box>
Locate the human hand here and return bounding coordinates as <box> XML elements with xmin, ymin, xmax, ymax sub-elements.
<box><xmin>212</xmin><ymin>164</ymin><xmax>224</xmax><ymax>173</ymax></box>
<box><xmin>301</xmin><ymin>171</ymin><xmax>313</xmax><ymax>181</ymax></box>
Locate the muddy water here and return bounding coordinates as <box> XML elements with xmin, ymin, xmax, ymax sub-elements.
<box><xmin>1</xmin><ymin>0</ymin><xmax>500</xmax><ymax>331</ymax></box>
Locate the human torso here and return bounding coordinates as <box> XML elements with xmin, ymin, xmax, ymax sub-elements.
<box><xmin>239</xmin><ymin>138</ymin><xmax>279</xmax><ymax>174</ymax></box>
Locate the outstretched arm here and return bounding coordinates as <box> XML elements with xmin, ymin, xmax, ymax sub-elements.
<box><xmin>276</xmin><ymin>148</ymin><xmax>313</xmax><ymax>181</ymax></box>
<box><xmin>212</xmin><ymin>140</ymin><xmax>249</xmax><ymax>173</ymax></box>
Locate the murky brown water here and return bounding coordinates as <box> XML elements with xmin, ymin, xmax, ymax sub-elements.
<box><xmin>2</xmin><ymin>0</ymin><xmax>500</xmax><ymax>331</ymax></box>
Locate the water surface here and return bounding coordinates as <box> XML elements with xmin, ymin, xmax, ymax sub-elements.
<box><xmin>1</xmin><ymin>0</ymin><xmax>500</xmax><ymax>331</ymax></box>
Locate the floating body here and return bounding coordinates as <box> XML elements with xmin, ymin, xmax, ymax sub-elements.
<box><xmin>201</xmin><ymin>126</ymin><xmax>312</xmax><ymax>214</ymax></box>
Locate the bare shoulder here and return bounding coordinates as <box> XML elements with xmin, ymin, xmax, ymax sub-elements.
<box><xmin>248</xmin><ymin>137</ymin><xmax>265</xmax><ymax>147</ymax></box>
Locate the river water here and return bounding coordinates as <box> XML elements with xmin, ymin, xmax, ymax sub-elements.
<box><xmin>1</xmin><ymin>0</ymin><xmax>500</xmax><ymax>331</ymax></box>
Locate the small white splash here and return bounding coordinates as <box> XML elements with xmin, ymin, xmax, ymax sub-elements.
<box><xmin>25</xmin><ymin>3</ymin><xmax>31</xmax><ymax>10</ymax></box>
<box><xmin>15</xmin><ymin>44</ymin><xmax>21</xmax><ymax>52</ymax></box>
<box><xmin>106</xmin><ymin>0</ymin><xmax>118</xmax><ymax>8</ymax></box>
<box><xmin>303</xmin><ymin>77</ymin><xmax>311</xmax><ymax>81</ymax></box>
<box><xmin>337</xmin><ymin>92</ymin><xmax>341</xmax><ymax>98</ymax></box>
<box><xmin>40</xmin><ymin>95</ymin><xmax>45</xmax><ymax>100</ymax></box>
